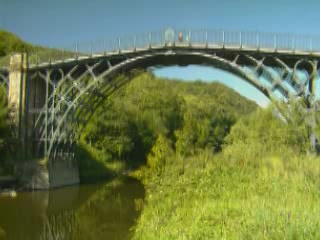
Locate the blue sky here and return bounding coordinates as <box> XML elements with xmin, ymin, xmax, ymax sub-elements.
<box><xmin>1</xmin><ymin>0</ymin><xmax>319</xmax><ymax>107</ymax></box>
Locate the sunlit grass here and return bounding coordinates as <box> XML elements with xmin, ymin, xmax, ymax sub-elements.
<box><xmin>133</xmin><ymin>151</ymin><xmax>320</xmax><ymax>239</ymax></box>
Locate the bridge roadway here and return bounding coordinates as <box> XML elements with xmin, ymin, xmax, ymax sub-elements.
<box><xmin>25</xmin><ymin>41</ymin><xmax>320</xmax><ymax>70</ymax></box>
<box><xmin>2</xmin><ymin>29</ymin><xmax>320</xmax><ymax>68</ymax></box>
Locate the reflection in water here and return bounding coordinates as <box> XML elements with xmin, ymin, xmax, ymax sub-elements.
<box><xmin>0</xmin><ymin>178</ymin><xmax>145</xmax><ymax>240</ymax></box>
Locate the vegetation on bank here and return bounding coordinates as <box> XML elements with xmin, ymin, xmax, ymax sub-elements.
<box><xmin>131</xmin><ymin>106</ymin><xmax>320</xmax><ymax>239</ymax></box>
<box><xmin>76</xmin><ymin>73</ymin><xmax>257</xmax><ymax>181</ymax></box>
<box><xmin>1</xmin><ymin>29</ymin><xmax>320</xmax><ymax>239</ymax></box>
<box><xmin>75</xmin><ymin>72</ymin><xmax>320</xmax><ymax>238</ymax></box>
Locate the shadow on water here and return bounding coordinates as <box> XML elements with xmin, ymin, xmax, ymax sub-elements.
<box><xmin>0</xmin><ymin>177</ymin><xmax>145</xmax><ymax>240</ymax></box>
<box><xmin>75</xmin><ymin>144</ymin><xmax>120</xmax><ymax>183</ymax></box>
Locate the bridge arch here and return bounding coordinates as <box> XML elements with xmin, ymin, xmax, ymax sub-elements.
<box><xmin>28</xmin><ymin>49</ymin><xmax>315</xmax><ymax>159</ymax></box>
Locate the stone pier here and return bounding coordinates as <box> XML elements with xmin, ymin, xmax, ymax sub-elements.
<box><xmin>8</xmin><ymin>53</ymin><xmax>27</xmax><ymax>141</ymax></box>
<box><xmin>15</xmin><ymin>158</ymin><xmax>80</xmax><ymax>190</ymax></box>
<box><xmin>8</xmin><ymin>54</ymin><xmax>80</xmax><ymax>189</ymax></box>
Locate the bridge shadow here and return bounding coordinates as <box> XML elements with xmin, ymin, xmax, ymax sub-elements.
<box><xmin>74</xmin><ymin>127</ymin><xmax>149</xmax><ymax>184</ymax></box>
<box><xmin>74</xmin><ymin>144</ymin><xmax>120</xmax><ymax>184</ymax></box>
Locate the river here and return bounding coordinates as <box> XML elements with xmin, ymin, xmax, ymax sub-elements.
<box><xmin>0</xmin><ymin>178</ymin><xmax>145</xmax><ymax>240</ymax></box>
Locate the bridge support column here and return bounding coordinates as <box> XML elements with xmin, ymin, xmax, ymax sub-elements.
<box><xmin>15</xmin><ymin>157</ymin><xmax>79</xmax><ymax>189</ymax></box>
<box><xmin>8</xmin><ymin>53</ymin><xmax>29</xmax><ymax>156</ymax></box>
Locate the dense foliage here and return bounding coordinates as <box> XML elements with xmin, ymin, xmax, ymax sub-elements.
<box><xmin>133</xmin><ymin>106</ymin><xmax>320</xmax><ymax>239</ymax></box>
<box><xmin>0</xmin><ymin>30</ymin><xmax>72</xmax><ymax>67</ymax></box>
<box><xmin>77</xmin><ymin>72</ymin><xmax>257</xmax><ymax>180</ymax></box>
<box><xmin>0</xmin><ymin>31</ymin><xmax>33</xmax><ymax>57</ymax></box>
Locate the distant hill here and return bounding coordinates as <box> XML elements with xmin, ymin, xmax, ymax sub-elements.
<box><xmin>152</xmin><ymin>76</ymin><xmax>258</xmax><ymax>116</ymax></box>
<box><xmin>0</xmin><ymin>30</ymin><xmax>73</xmax><ymax>66</ymax></box>
<box><xmin>0</xmin><ymin>30</ymin><xmax>37</xmax><ymax>57</ymax></box>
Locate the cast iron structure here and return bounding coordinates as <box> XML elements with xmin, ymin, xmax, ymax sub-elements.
<box><xmin>0</xmin><ymin>28</ymin><xmax>319</xmax><ymax>160</ymax></box>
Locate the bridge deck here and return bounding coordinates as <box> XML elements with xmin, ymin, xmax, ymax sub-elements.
<box><xmin>21</xmin><ymin>44</ymin><xmax>320</xmax><ymax>72</ymax></box>
<box><xmin>1</xmin><ymin>29</ymin><xmax>320</xmax><ymax>71</ymax></box>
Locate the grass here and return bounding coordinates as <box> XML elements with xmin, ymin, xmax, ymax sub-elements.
<box><xmin>132</xmin><ymin>151</ymin><xmax>320</xmax><ymax>239</ymax></box>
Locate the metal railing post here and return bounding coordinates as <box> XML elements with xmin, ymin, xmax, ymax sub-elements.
<box><xmin>75</xmin><ymin>43</ymin><xmax>78</xmax><ymax>60</ymax></box>
<box><xmin>292</xmin><ymin>36</ymin><xmax>295</xmax><ymax>53</ymax></box>
<box><xmin>189</xmin><ymin>30</ymin><xmax>192</xmax><ymax>47</ymax></box>
<box><xmin>205</xmin><ymin>30</ymin><xmax>208</xmax><ymax>48</ymax></box>
<box><xmin>310</xmin><ymin>36</ymin><xmax>312</xmax><ymax>53</ymax></box>
<box><xmin>222</xmin><ymin>30</ymin><xmax>225</xmax><ymax>48</ymax></box>
<box><xmin>61</xmin><ymin>49</ymin><xmax>65</xmax><ymax>62</ymax></box>
<box><xmin>240</xmin><ymin>31</ymin><xmax>242</xmax><ymax>49</ymax></box>
<box><xmin>134</xmin><ymin>35</ymin><xmax>137</xmax><ymax>51</ymax></box>
<box><xmin>103</xmin><ymin>39</ymin><xmax>107</xmax><ymax>56</ymax></box>
<box><xmin>274</xmin><ymin>34</ymin><xmax>277</xmax><ymax>52</ymax></box>
<box><xmin>257</xmin><ymin>32</ymin><xmax>260</xmax><ymax>50</ymax></box>
<box><xmin>149</xmin><ymin>32</ymin><xmax>152</xmax><ymax>49</ymax></box>
<box><xmin>160</xmin><ymin>30</ymin><xmax>164</xmax><ymax>47</ymax></box>
<box><xmin>49</xmin><ymin>49</ymin><xmax>52</xmax><ymax>64</ymax></box>
<box><xmin>118</xmin><ymin>37</ymin><xmax>121</xmax><ymax>53</ymax></box>
<box><xmin>90</xmin><ymin>41</ymin><xmax>93</xmax><ymax>57</ymax></box>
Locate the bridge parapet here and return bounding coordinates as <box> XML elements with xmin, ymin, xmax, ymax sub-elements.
<box><xmin>4</xmin><ymin>29</ymin><xmax>319</xmax><ymax>69</ymax></box>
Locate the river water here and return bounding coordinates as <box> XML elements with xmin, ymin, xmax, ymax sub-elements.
<box><xmin>0</xmin><ymin>178</ymin><xmax>145</xmax><ymax>240</ymax></box>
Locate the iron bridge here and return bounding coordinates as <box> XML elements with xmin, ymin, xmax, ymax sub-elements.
<box><xmin>0</xmin><ymin>28</ymin><xmax>319</xmax><ymax>160</ymax></box>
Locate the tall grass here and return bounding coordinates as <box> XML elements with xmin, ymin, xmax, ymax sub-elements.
<box><xmin>133</xmin><ymin>150</ymin><xmax>320</xmax><ymax>239</ymax></box>
<box><xmin>132</xmin><ymin>107</ymin><xmax>320</xmax><ymax>239</ymax></box>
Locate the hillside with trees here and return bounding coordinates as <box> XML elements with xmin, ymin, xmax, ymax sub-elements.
<box><xmin>76</xmin><ymin>72</ymin><xmax>258</xmax><ymax>180</ymax></box>
<box><xmin>0</xmin><ymin>30</ymin><xmax>36</xmax><ymax>57</ymax></box>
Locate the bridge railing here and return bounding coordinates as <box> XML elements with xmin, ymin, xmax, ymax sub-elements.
<box><xmin>3</xmin><ymin>29</ymin><xmax>320</xmax><ymax>69</ymax></box>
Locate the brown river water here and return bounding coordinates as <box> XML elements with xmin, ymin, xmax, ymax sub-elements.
<box><xmin>0</xmin><ymin>178</ymin><xmax>145</xmax><ymax>240</ymax></box>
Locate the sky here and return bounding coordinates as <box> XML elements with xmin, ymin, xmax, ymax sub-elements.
<box><xmin>1</xmin><ymin>0</ymin><xmax>320</xmax><ymax>107</ymax></box>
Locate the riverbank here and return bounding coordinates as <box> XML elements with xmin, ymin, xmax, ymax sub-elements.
<box><xmin>132</xmin><ymin>152</ymin><xmax>320</xmax><ymax>239</ymax></box>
